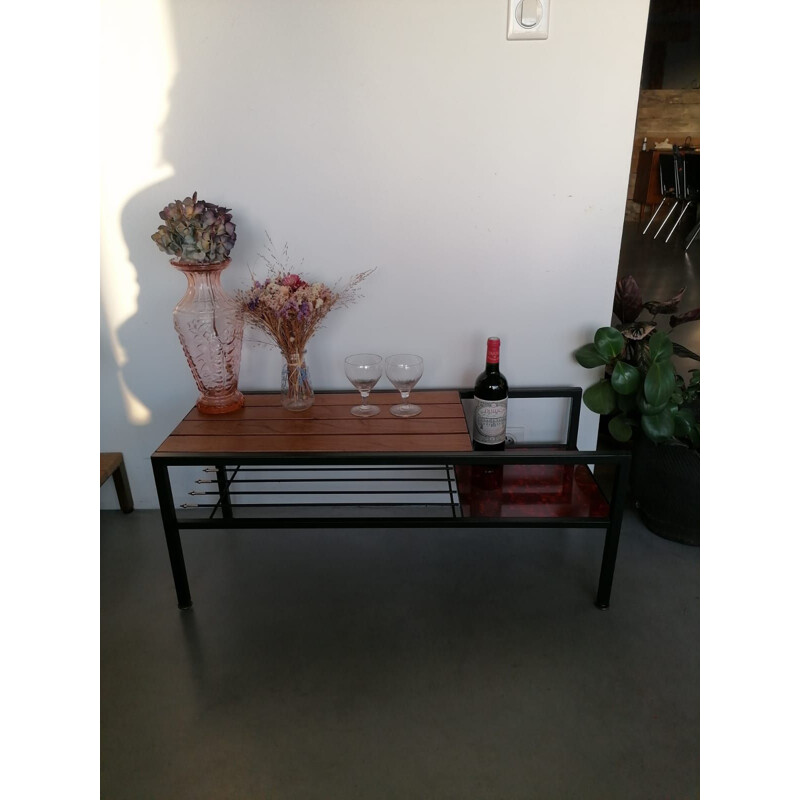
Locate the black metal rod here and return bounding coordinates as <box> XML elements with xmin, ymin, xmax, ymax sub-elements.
<box><xmin>202</xmin><ymin>476</ymin><xmax>455</xmax><ymax>484</ymax></box>
<box><xmin>565</xmin><ymin>389</ymin><xmax>582</xmax><ymax>450</ymax></box>
<box><xmin>191</xmin><ymin>489</ymin><xmax>457</xmax><ymax>496</ymax></box>
<box><xmin>181</xmin><ymin>501</ymin><xmax>459</xmax><ymax>509</ymax></box>
<box><xmin>594</xmin><ymin>456</ymin><xmax>631</xmax><ymax>609</ymax></box>
<box><xmin>203</xmin><ymin>466</ymin><xmax>454</xmax><ymax>473</ymax></box>
<box><xmin>175</xmin><ymin>515</ymin><xmax>610</xmax><ymax>530</ymax></box>
<box><xmin>446</xmin><ymin>464</ymin><xmax>458</xmax><ymax>518</ymax></box>
<box><xmin>153</xmin><ymin>450</ymin><xmax>630</xmax><ymax>468</ymax></box>
<box><xmin>215</xmin><ymin>465</ymin><xmax>234</xmax><ymax>520</ymax></box>
<box><xmin>151</xmin><ymin>459</ymin><xmax>193</xmax><ymax>610</ymax></box>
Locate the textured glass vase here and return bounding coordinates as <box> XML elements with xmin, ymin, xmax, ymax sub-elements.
<box><xmin>281</xmin><ymin>351</ymin><xmax>314</xmax><ymax>411</ymax></box>
<box><xmin>172</xmin><ymin>258</ymin><xmax>245</xmax><ymax>414</ymax></box>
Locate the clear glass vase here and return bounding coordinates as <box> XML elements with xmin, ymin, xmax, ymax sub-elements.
<box><xmin>172</xmin><ymin>258</ymin><xmax>245</xmax><ymax>414</ymax></box>
<box><xmin>281</xmin><ymin>351</ymin><xmax>314</xmax><ymax>411</ymax></box>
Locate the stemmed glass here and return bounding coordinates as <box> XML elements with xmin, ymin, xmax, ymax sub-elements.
<box><xmin>385</xmin><ymin>354</ymin><xmax>424</xmax><ymax>417</ymax></box>
<box><xmin>345</xmin><ymin>354</ymin><xmax>383</xmax><ymax>417</ymax></box>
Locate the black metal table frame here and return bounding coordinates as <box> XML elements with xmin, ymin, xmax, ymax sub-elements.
<box><xmin>152</xmin><ymin>388</ymin><xmax>631</xmax><ymax>611</ymax></box>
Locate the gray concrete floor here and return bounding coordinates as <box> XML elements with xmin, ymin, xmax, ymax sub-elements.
<box><xmin>101</xmin><ymin>506</ymin><xmax>699</xmax><ymax>799</ymax></box>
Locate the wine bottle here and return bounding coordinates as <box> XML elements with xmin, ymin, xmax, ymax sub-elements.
<box><xmin>472</xmin><ymin>337</ymin><xmax>509</xmax><ymax>451</ymax></box>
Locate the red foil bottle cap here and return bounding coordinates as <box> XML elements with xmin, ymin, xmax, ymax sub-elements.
<box><xmin>486</xmin><ymin>337</ymin><xmax>500</xmax><ymax>363</ymax></box>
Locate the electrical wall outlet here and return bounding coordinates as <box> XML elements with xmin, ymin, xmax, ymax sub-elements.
<box><xmin>506</xmin><ymin>427</ymin><xmax>525</xmax><ymax>445</ymax></box>
<box><xmin>507</xmin><ymin>0</ymin><xmax>550</xmax><ymax>40</ymax></box>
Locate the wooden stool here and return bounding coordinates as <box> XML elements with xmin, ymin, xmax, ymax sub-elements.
<box><xmin>101</xmin><ymin>452</ymin><xmax>134</xmax><ymax>513</ymax></box>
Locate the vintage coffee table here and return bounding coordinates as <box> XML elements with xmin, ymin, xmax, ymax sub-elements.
<box><xmin>152</xmin><ymin>388</ymin><xmax>630</xmax><ymax>611</ymax></box>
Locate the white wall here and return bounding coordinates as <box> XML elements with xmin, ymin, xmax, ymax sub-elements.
<box><xmin>100</xmin><ymin>0</ymin><xmax>650</xmax><ymax>509</ymax></box>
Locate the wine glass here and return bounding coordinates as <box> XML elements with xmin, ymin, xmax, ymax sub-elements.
<box><xmin>344</xmin><ymin>354</ymin><xmax>383</xmax><ymax>417</ymax></box>
<box><xmin>385</xmin><ymin>354</ymin><xmax>424</xmax><ymax>417</ymax></box>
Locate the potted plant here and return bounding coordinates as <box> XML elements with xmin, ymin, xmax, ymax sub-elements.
<box><xmin>151</xmin><ymin>192</ymin><xmax>245</xmax><ymax>414</ymax></box>
<box><xmin>574</xmin><ymin>275</ymin><xmax>700</xmax><ymax>544</ymax></box>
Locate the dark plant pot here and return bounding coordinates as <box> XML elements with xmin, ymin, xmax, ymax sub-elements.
<box><xmin>630</xmin><ymin>436</ymin><xmax>700</xmax><ymax>546</ymax></box>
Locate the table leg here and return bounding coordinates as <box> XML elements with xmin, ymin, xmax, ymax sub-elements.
<box><xmin>595</xmin><ymin>522</ymin><xmax>621</xmax><ymax>609</ymax></box>
<box><xmin>594</xmin><ymin>457</ymin><xmax>630</xmax><ymax>609</ymax></box>
<box><xmin>152</xmin><ymin>460</ymin><xmax>193</xmax><ymax>610</ymax></box>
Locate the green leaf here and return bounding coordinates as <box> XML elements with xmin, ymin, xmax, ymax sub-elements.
<box><xmin>608</xmin><ymin>414</ymin><xmax>633</xmax><ymax>442</ymax></box>
<box><xmin>644</xmin><ymin>361</ymin><xmax>675</xmax><ymax>406</ymax></box>
<box><xmin>575</xmin><ymin>343</ymin><xmax>608</xmax><ymax>368</ymax></box>
<box><xmin>610</xmin><ymin>361</ymin><xmax>641</xmax><ymax>396</ymax></box>
<box><xmin>641</xmin><ymin>409</ymin><xmax>675</xmax><ymax>442</ymax></box>
<box><xmin>674</xmin><ymin>408</ymin><xmax>697</xmax><ymax>438</ymax></box>
<box><xmin>617</xmin><ymin>393</ymin><xmax>637</xmax><ymax>413</ymax></box>
<box><xmin>637</xmin><ymin>391</ymin><xmax>668</xmax><ymax>416</ymax></box>
<box><xmin>648</xmin><ymin>330</ymin><xmax>674</xmax><ymax>363</ymax></box>
<box><xmin>583</xmin><ymin>380</ymin><xmax>617</xmax><ymax>415</ymax></box>
<box><xmin>673</xmin><ymin>411</ymin><xmax>692</xmax><ymax>438</ymax></box>
<box><xmin>593</xmin><ymin>327</ymin><xmax>625</xmax><ymax>360</ymax></box>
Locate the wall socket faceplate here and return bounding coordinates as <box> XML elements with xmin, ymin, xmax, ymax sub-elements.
<box><xmin>507</xmin><ymin>0</ymin><xmax>550</xmax><ymax>40</ymax></box>
<box><xmin>506</xmin><ymin>427</ymin><xmax>525</xmax><ymax>445</ymax></box>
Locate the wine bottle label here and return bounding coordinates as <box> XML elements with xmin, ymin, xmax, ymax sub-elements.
<box><xmin>473</xmin><ymin>397</ymin><xmax>507</xmax><ymax>445</ymax></box>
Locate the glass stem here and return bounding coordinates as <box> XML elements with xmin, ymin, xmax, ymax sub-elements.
<box><xmin>360</xmin><ymin>391</ymin><xmax>369</xmax><ymax>408</ymax></box>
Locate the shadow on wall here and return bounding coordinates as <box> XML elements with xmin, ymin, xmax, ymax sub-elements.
<box><xmin>102</xmin><ymin>6</ymin><xmax>253</xmax><ymax>507</ymax></box>
<box><xmin>103</xmin><ymin>4</ymin><xmax>400</xmax><ymax>509</ymax></box>
<box><xmin>111</xmin><ymin>6</ymin><xmax>284</xmax><ymax>447</ymax></box>
<box><xmin>111</xmin><ymin>5</ymin><xmax>364</xmax><ymax>441</ymax></box>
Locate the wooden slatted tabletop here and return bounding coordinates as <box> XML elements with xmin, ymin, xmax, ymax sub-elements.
<box><xmin>156</xmin><ymin>390</ymin><xmax>473</xmax><ymax>454</ymax></box>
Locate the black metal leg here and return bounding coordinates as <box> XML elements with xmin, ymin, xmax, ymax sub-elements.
<box><xmin>215</xmin><ymin>465</ymin><xmax>233</xmax><ymax>519</ymax></box>
<box><xmin>594</xmin><ymin>456</ymin><xmax>630</xmax><ymax>609</ymax></box>
<box><xmin>595</xmin><ymin>523</ymin><xmax>621</xmax><ymax>609</ymax></box>
<box><xmin>152</xmin><ymin>460</ymin><xmax>193</xmax><ymax>610</ymax></box>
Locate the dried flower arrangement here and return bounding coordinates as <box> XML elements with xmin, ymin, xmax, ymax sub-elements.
<box><xmin>237</xmin><ymin>235</ymin><xmax>375</xmax><ymax>406</ymax></box>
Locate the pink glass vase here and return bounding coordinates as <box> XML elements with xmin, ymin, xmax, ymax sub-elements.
<box><xmin>171</xmin><ymin>258</ymin><xmax>245</xmax><ymax>414</ymax></box>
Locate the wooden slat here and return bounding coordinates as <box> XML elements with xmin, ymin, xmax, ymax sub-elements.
<box><xmin>156</xmin><ymin>391</ymin><xmax>473</xmax><ymax>454</ymax></box>
<box><xmin>157</xmin><ymin>433</ymin><xmax>473</xmax><ymax>453</ymax></box>
<box><xmin>173</xmin><ymin>417</ymin><xmax>468</xmax><ymax>437</ymax></box>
